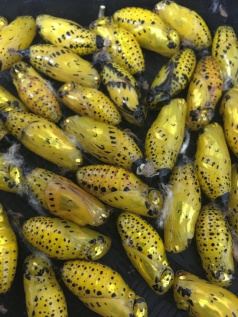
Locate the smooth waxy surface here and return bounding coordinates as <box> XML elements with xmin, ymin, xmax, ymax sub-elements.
<box><xmin>227</xmin><ymin>164</ymin><xmax>238</xmax><ymax>235</ymax></box>
<box><xmin>25</xmin><ymin>44</ymin><xmax>100</xmax><ymax>88</ymax></box>
<box><xmin>22</xmin><ymin>216</ymin><xmax>111</xmax><ymax>260</ymax></box>
<box><xmin>3</xmin><ymin>111</ymin><xmax>83</xmax><ymax>171</ymax></box>
<box><xmin>145</xmin><ymin>98</ymin><xmax>187</xmax><ymax>183</ymax></box>
<box><xmin>186</xmin><ymin>56</ymin><xmax>223</xmax><ymax>131</ymax></box>
<box><xmin>148</xmin><ymin>48</ymin><xmax>196</xmax><ymax>109</ymax></box>
<box><xmin>173</xmin><ymin>271</ymin><xmax>238</xmax><ymax>316</ymax></box>
<box><xmin>195</xmin><ymin>122</ymin><xmax>231</xmax><ymax>209</ymax></box>
<box><xmin>101</xmin><ymin>61</ymin><xmax>146</xmax><ymax>126</ymax></box>
<box><xmin>117</xmin><ymin>212</ymin><xmax>174</xmax><ymax>295</ymax></box>
<box><xmin>154</xmin><ymin>1</ymin><xmax>212</xmax><ymax>50</ymax></box>
<box><xmin>0</xmin><ymin>85</ymin><xmax>28</xmax><ymax>112</ymax></box>
<box><xmin>212</xmin><ymin>26</ymin><xmax>238</xmax><ymax>91</ymax></box>
<box><xmin>10</xmin><ymin>61</ymin><xmax>62</xmax><ymax>122</ymax></box>
<box><xmin>220</xmin><ymin>87</ymin><xmax>238</xmax><ymax>157</ymax></box>
<box><xmin>36</xmin><ymin>14</ymin><xmax>103</xmax><ymax>55</ymax></box>
<box><xmin>0</xmin><ymin>15</ymin><xmax>36</xmax><ymax>70</ymax></box>
<box><xmin>24</xmin><ymin>254</ymin><xmax>68</xmax><ymax>317</ymax></box>
<box><xmin>113</xmin><ymin>7</ymin><xmax>180</xmax><ymax>57</ymax></box>
<box><xmin>0</xmin><ymin>204</ymin><xmax>18</xmax><ymax>294</ymax></box>
<box><xmin>58</xmin><ymin>82</ymin><xmax>121</xmax><ymax>125</ymax></box>
<box><xmin>26</xmin><ymin>167</ymin><xmax>110</xmax><ymax>226</ymax></box>
<box><xmin>164</xmin><ymin>162</ymin><xmax>201</xmax><ymax>253</ymax></box>
<box><xmin>76</xmin><ymin>164</ymin><xmax>163</xmax><ymax>218</ymax></box>
<box><xmin>61</xmin><ymin>115</ymin><xmax>143</xmax><ymax>170</ymax></box>
<box><xmin>90</xmin><ymin>16</ymin><xmax>145</xmax><ymax>74</ymax></box>
<box><xmin>62</xmin><ymin>260</ymin><xmax>148</xmax><ymax>317</ymax></box>
<box><xmin>196</xmin><ymin>203</ymin><xmax>234</xmax><ymax>287</ymax></box>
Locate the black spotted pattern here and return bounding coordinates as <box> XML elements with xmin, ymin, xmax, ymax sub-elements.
<box><xmin>27</xmin><ymin>44</ymin><xmax>100</xmax><ymax>88</ymax></box>
<box><xmin>195</xmin><ymin>122</ymin><xmax>231</xmax><ymax>209</ymax></box>
<box><xmin>0</xmin><ymin>205</ymin><xmax>18</xmax><ymax>294</ymax></box>
<box><xmin>76</xmin><ymin>164</ymin><xmax>163</xmax><ymax>217</ymax></box>
<box><xmin>149</xmin><ymin>48</ymin><xmax>196</xmax><ymax>109</ymax></box>
<box><xmin>4</xmin><ymin>110</ymin><xmax>83</xmax><ymax>170</ymax></box>
<box><xmin>117</xmin><ymin>212</ymin><xmax>174</xmax><ymax>295</ymax></box>
<box><xmin>62</xmin><ymin>115</ymin><xmax>143</xmax><ymax>170</ymax></box>
<box><xmin>173</xmin><ymin>271</ymin><xmax>238</xmax><ymax>315</ymax></box>
<box><xmin>58</xmin><ymin>82</ymin><xmax>121</xmax><ymax>125</ymax></box>
<box><xmin>22</xmin><ymin>216</ymin><xmax>111</xmax><ymax>260</ymax></box>
<box><xmin>24</xmin><ymin>254</ymin><xmax>67</xmax><ymax>316</ymax></box>
<box><xmin>36</xmin><ymin>14</ymin><xmax>102</xmax><ymax>55</ymax></box>
<box><xmin>10</xmin><ymin>61</ymin><xmax>62</xmax><ymax>123</ymax></box>
<box><xmin>186</xmin><ymin>55</ymin><xmax>223</xmax><ymax>131</ymax></box>
<box><xmin>145</xmin><ymin>98</ymin><xmax>187</xmax><ymax>174</ymax></box>
<box><xmin>212</xmin><ymin>26</ymin><xmax>238</xmax><ymax>91</ymax></box>
<box><xmin>62</xmin><ymin>259</ymin><xmax>147</xmax><ymax>316</ymax></box>
<box><xmin>154</xmin><ymin>1</ymin><xmax>212</xmax><ymax>50</ymax></box>
<box><xmin>195</xmin><ymin>203</ymin><xmax>234</xmax><ymax>287</ymax></box>
<box><xmin>113</xmin><ymin>7</ymin><xmax>180</xmax><ymax>57</ymax></box>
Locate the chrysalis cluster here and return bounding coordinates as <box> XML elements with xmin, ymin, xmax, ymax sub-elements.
<box><xmin>0</xmin><ymin>2</ymin><xmax>238</xmax><ymax>317</ymax></box>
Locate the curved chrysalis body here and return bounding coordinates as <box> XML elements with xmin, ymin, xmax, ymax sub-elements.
<box><xmin>112</xmin><ymin>7</ymin><xmax>180</xmax><ymax>57</ymax></box>
<box><xmin>163</xmin><ymin>161</ymin><xmax>201</xmax><ymax>253</ymax></box>
<box><xmin>154</xmin><ymin>1</ymin><xmax>212</xmax><ymax>50</ymax></box>
<box><xmin>117</xmin><ymin>212</ymin><xmax>174</xmax><ymax>295</ymax></box>
<box><xmin>220</xmin><ymin>87</ymin><xmax>238</xmax><ymax>157</ymax></box>
<box><xmin>173</xmin><ymin>271</ymin><xmax>238</xmax><ymax>316</ymax></box>
<box><xmin>26</xmin><ymin>167</ymin><xmax>110</xmax><ymax>227</ymax></box>
<box><xmin>76</xmin><ymin>164</ymin><xmax>163</xmax><ymax>218</ymax></box>
<box><xmin>90</xmin><ymin>17</ymin><xmax>145</xmax><ymax>75</ymax></box>
<box><xmin>58</xmin><ymin>82</ymin><xmax>121</xmax><ymax>125</ymax></box>
<box><xmin>22</xmin><ymin>216</ymin><xmax>111</xmax><ymax>260</ymax></box>
<box><xmin>23</xmin><ymin>254</ymin><xmax>68</xmax><ymax>317</ymax></box>
<box><xmin>144</xmin><ymin>98</ymin><xmax>187</xmax><ymax>183</ymax></box>
<box><xmin>0</xmin><ymin>15</ymin><xmax>36</xmax><ymax>70</ymax></box>
<box><xmin>101</xmin><ymin>62</ymin><xmax>147</xmax><ymax>126</ymax></box>
<box><xmin>196</xmin><ymin>203</ymin><xmax>234</xmax><ymax>287</ymax></box>
<box><xmin>36</xmin><ymin>14</ymin><xmax>103</xmax><ymax>55</ymax></box>
<box><xmin>0</xmin><ymin>152</ymin><xmax>24</xmax><ymax>194</ymax></box>
<box><xmin>0</xmin><ymin>85</ymin><xmax>28</xmax><ymax>112</ymax></box>
<box><xmin>0</xmin><ymin>204</ymin><xmax>18</xmax><ymax>294</ymax></box>
<box><xmin>212</xmin><ymin>26</ymin><xmax>238</xmax><ymax>91</ymax></box>
<box><xmin>62</xmin><ymin>260</ymin><xmax>148</xmax><ymax>317</ymax></box>
<box><xmin>19</xmin><ymin>44</ymin><xmax>100</xmax><ymax>88</ymax></box>
<box><xmin>186</xmin><ymin>56</ymin><xmax>223</xmax><ymax>131</ymax></box>
<box><xmin>148</xmin><ymin>48</ymin><xmax>196</xmax><ymax>109</ymax></box>
<box><xmin>2</xmin><ymin>111</ymin><xmax>83</xmax><ymax>171</ymax></box>
<box><xmin>227</xmin><ymin>164</ymin><xmax>238</xmax><ymax>235</ymax></box>
<box><xmin>61</xmin><ymin>115</ymin><xmax>144</xmax><ymax>171</ymax></box>
<box><xmin>10</xmin><ymin>61</ymin><xmax>62</xmax><ymax>123</ymax></box>
<box><xmin>195</xmin><ymin>122</ymin><xmax>231</xmax><ymax>210</ymax></box>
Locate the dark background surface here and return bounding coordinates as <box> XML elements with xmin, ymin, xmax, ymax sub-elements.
<box><xmin>0</xmin><ymin>0</ymin><xmax>238</xmax><ymax>316</ymax></box>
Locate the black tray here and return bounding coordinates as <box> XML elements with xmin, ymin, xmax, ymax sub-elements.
<box><xmin>0</xmin><ymin>0</ymin><xmax>238</xmax><ymax>316</ymax></box>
